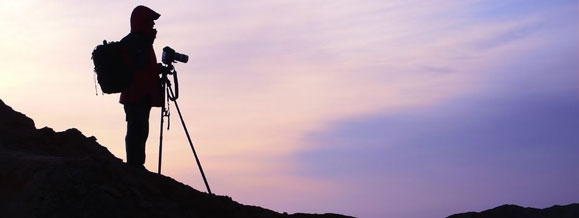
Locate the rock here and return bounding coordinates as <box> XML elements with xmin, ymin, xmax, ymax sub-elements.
<box><xmin>0</xmin><ymin>99</ymin><xmax>354</xmax><ymax>218</ymax></box>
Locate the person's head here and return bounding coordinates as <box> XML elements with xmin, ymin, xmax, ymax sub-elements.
<box><xmin>130</xmin><ymin>5</ymin><xmax>160</xmax><ymax>43</ymax></box>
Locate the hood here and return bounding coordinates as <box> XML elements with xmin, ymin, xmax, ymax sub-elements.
<box><xmin>130</xmin><ymin>5</ymin><xmax>160</xmax><ymax>42</ymax></box>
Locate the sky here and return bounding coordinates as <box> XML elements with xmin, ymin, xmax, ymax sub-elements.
<box><xmin>0</xmin><ymin>0</ymin><xmax>577</xmax><ymax>217</ymax></box>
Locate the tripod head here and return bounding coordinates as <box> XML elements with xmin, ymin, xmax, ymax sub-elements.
<box><xmin>160</xmin><ymin>63</ymin><xmax>179</xmax><ymax>101</ymax></box>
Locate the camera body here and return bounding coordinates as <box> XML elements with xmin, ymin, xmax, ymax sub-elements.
<box><xmin>162</xmin><ymin>46</ymin><xmax>189</xmax><ymax>64</ymax></box>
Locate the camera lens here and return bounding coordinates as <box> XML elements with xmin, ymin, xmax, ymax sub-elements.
<box><xmin>174</xmin><ymin>53</ymin><xmax>189</xmax><ymax>63</ymax></box>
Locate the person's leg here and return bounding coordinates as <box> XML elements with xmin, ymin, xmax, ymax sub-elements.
<box><xmin>135</xmin><ymin>110</ymin><xmax>149</xmax><ymax>165</ymax></box>
<box><xmin>124</xmin><ymin>103</ymin><xmax>151</xmax><ymax>168</ymax></box>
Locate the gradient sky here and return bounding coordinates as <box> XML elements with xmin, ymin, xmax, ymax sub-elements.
<box><xmin>1</xmin><ymin>1</ymin><xmax>577</xmax><ymax>217</ymax></box>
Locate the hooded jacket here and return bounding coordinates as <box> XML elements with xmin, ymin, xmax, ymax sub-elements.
<box><xmin>120</xmin><ymin>5</ymin><xmax>163</xmax><ymax>107</ymax></box>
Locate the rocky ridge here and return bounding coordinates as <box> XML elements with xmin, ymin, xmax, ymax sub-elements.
<box><xmin>0</xmin><ymin>99</ymin><xmax>352</xmax><ymax>218</ymax></box>
<box><xmin>447</xmin><ymin>204</ymin><xmax>579</xmax><ymax>218</ymax></box>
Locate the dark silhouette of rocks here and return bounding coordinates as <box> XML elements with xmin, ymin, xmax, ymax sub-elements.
<box><xmin>447</xmin><ymin>203</ymin><xmax>579</xmax><ymax>218</ymax></box>
<box><xmin>0</xmin><ymin>99</ymin><xmax>353</xmax><ymax>218</ymax></box>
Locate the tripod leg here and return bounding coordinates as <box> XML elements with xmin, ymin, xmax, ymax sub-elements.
<box><xmin>168</xmin><ymin>88</ymin><xmax>212</xmax><ymax>194</ymax></box>
<box><xmin>158</xmin><ymin>106</ymin><xmax>165</xmax><ymax>174</ymax></box>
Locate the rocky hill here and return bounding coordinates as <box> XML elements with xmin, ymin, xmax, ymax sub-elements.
<box><xmin>0</xmin><ymin>99</ymin><xmax>353</xmax><ymax>218</ymax></box>
<box><xmin>447</xmin><ymin>203</ymin><xmax>579</xmax><ymax>218</ymax></box>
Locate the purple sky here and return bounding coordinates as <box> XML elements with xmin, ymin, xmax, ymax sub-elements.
<box><xmin>297</xmin><ymin>16</ymin><xmax>578</xmax><ymax>217</ymax></box>
<box><xmin>0</xmin><ymin>0</ymin><xmax>577</xmax><ymax>217</ymax></box>
<box><xmin>300</xmin><ymin>80</ymin><xmax>578</xmax><ymax>217</ymax></box>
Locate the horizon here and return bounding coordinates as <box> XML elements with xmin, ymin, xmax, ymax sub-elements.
<box><xmin>1</xmin><ymin>1</ymin><xmax>577</xmax><ymax>217</ymax></box>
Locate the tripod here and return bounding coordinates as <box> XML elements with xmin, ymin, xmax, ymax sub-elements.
<box><xmin>157</xmin><ymin>63</ymin><xmax>212</xmax><ymax>194</ymax></box>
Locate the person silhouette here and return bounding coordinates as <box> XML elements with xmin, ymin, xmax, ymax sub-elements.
<box><xmin>120</xmin><ymin>5</ymin><xmax>164</xmax><ymax>169</ymax></box>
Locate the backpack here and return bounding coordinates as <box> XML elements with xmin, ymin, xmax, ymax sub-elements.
<box><xmin>91</xmin><ymin>40</ymin><xmax>131</xmax><ymax>94</ymax></box>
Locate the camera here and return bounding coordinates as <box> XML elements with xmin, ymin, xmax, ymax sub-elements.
<box><xmin>162</xmin><ymin>46</ymin><xmax>189</xmax><ymax>64</ymax></box>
